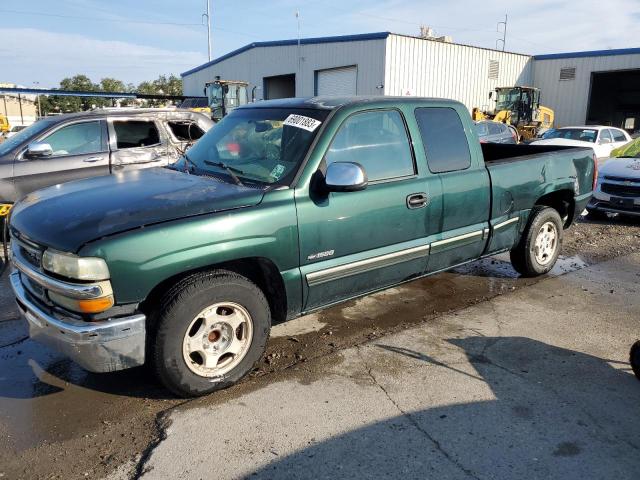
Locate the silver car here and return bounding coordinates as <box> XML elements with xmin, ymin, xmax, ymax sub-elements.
<box><xmin>587</xmin><ymin>155</ymin><xmax>640</xmax><ymax>218</ymax></box>
<box><xmin>474</xmin><ymin>120</ymin><xmax>517</xmax><ymax>144</ymax></box>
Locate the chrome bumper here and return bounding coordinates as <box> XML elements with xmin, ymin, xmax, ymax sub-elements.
<box><xmin>10</xmin><ymin>271</ymin><xmax>146</xmax><ymax>372</ymax></box>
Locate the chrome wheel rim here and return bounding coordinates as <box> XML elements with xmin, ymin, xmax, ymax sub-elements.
<box><xmin>182</xmin><ymin>302</ymin><xmax>253</xmax><ymax>377</ymax></box>
<box><xmin>533</xmin><ymin>221</ymin><xmax>558</xmax><ymax>266</ymax></box>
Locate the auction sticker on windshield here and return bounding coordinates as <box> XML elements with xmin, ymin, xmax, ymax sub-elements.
<box><xmin>283</xmin><ymin>114</ymin><xmax>322</xmax><ymax>132</ymax></box>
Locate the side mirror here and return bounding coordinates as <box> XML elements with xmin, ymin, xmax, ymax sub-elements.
<box><xmin>26</xmin><ymin>142</ymin><xmax>53</xmax><ymax>158</ymax></box>
<box><xmin>324</xmin><ymin>162</ymin><xmax>368</xmax><ymax>192</ymax></box>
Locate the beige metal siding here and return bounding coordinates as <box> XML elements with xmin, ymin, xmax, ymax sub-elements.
<box><xmin>384</xmin><ymin>34</ymin><xmax>533</xmax><ymax>113</ymax></box>
<box><xmin>182</xmin><ymin>39</ymin><xmax>386</xmax><ymax>99</ymax></box>
<box><xmin>533</xmin><ymin>54</ymin><xmax>640</xmax><ymax>127</ymax></box>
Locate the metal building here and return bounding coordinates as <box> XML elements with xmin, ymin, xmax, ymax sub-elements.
<box><xmin>181</xmin><ymin>32</ymin><xmax>533</xmax><ymax>113</ymax></box>
<box><xmin>533</xmin><ymin>48</ymin><xmax>640</xmax><ymax>129</ymax></box>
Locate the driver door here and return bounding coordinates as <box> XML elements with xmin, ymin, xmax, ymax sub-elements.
<box><xmin>13</xmin><ymin>119</ymin><xmax>109</xmax><ymax>199</ymax></box>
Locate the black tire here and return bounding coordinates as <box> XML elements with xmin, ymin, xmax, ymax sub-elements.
<box><xmin>630</xmin><ymin>341</ymin><xmax>640</xmax><ymax>381</ymax></box>
<box><xmin>585</xmin><ymin>207</ymin><xmax>608</xmax><ymax>221</ymax></box>
<box><xmin>510</xmin><ymin>206</ymin><xmax>563</xmax><ymax>277</ymax></box>
<box><xmin>151</xmin><ymin>270</ymin><xmax>271</xmax><ymax>397</ymax></box>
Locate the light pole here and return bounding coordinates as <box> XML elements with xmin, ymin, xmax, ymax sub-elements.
<box><xmin>203</xmin><ymin>0</ymin><xmax>212</xmax><ymax>62</ymax></box>
<box><xmin>33</xmin><ymin>81</ymin><xmax>42</xmax><ymax>117</ymax></box>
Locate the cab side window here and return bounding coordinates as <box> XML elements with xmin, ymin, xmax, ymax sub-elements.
<box><xmin>324</xmin><ymin>110</ymin><xmax>415</xmax><ymax>182</ymax></box>
<box><xmin>610</xmin><ymin>129</ymin><xmax>627</xmax><ymax>143</ymax></box>
<box><xmin>113</xmin><ymin>120</ymin><xmax>161</xmax><ymax>149</ymax></box>
<box><xmin>415</xmin><ymin>107</ymin><xmax>471</xmax><ymax>173</ymax></box>
<box><xmin>599</xmin><ymin>129</ymin><xmax>613</xmax><ymax>144</ymax></box>
<box><xmin>42</xmin><ymin>121</ymin><xmax>105</xmax><ymax>156</ymax></box>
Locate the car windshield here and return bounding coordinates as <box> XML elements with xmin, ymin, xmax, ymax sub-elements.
<box><xmin>474</xmin><ymin>122</ymin><xmax>489</xmax><ymax>137</ymax></box>
<box><xmin>0</xmin><ymin>119</ymin><xmax>55</xmax><ymax>156</ymax></box>
<box><xmin>176</xmin><ymin>107</ymin><xmax>329</xmax><ymax>185</ymax></box>
<box><xmin>544</xmin><ymin>128</ymin><xmax>598</xmax><ymax>143</ymax></box>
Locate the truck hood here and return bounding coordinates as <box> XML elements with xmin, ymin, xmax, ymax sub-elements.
<box><xmin>10</xmin><ymin>168</ymin><xmax>266</xmax><ymax>252</ymax></box>
<box><xmin>600</xmin><ymin>156</ymin><xmax>640</xmax><ymax>179</ymax></box>
<box><xmin>531</xmin><ymin>138</ymin><xmax>597</xmax><ymax>149</ymax></box>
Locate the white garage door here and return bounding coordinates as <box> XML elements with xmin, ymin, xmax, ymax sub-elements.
<box><xmin>316</xmin><ymin>66</ymin><xmax>357</xmax><ymax>96</ymax></box>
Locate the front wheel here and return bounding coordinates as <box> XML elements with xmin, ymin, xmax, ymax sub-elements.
<box><xmin>151</xmin><ymin>270</ymin><xmax>271</xmax><ymax>397</ymax></box>
<box><xmin>510</xmin><ymin>207</ymin><xmax>563</xmax><ymax>277</ymax></box>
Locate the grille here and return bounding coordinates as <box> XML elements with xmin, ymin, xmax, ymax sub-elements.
<box><xmin>488</xmin><ymin>60</ymin><xmax>499</xmax><ymax>80</ymax></box>
<box><xmin>601</xmin><ymin>182</ymin><xmax>640</xmax><ymax>198</ymax></box>
<box><xmin>604</xmin><ymin>175</ymin><xmax>640</xmax><ymax>183</ymax></box>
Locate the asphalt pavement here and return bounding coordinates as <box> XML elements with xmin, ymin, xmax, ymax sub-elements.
<box><xmin>124</xmin><ymin>254</ymin><xmax>640</xmax><ymax>480</ymax></box>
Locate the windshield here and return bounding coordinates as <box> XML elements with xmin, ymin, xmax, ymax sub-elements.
<box><xmin>495</xmin><ymin>88</ymin><xmax>521</xmax><ymax>112</ymax></box>
<box><xmin>0</xmin><ymin>119</ymin><xmax>55</xmax><ymax>156</ymax></box>
<box><xmin>176</xmin><ymin>107</ymin><xmax>329</xmax><ymax>185</ymax></box>
<box><xmin>544</xmin><ymin>128</ymin><xmax>598</xmax><ymax>143</ymax></box>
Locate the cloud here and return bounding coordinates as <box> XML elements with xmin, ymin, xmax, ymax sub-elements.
<box><xmin>0</xmin><ymin>28</ymin><xmax>208</xmax><ymax>87</ymax></box>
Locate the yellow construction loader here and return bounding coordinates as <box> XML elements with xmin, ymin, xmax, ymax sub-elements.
<box><xmin>204</xmin><ymin>78</ymin><xmax>251</xmax><ymax>121</ymax></box>
<box><xmin>472</xmin><ymin>86</ymin><xmax>554</xmax><ymax>141</ymax></box>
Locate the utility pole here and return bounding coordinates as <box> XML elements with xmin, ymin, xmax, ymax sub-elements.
<box><xmin>496</xmin><ymin>14</ymin><xmax>507</xmax><ymax>51</ymax></box>
<box><xmin>34</xmin><ymin>81</ymin><xmax>42</xmax><ymax>117</ymax></box>
<box><xmin>203</xmin><ymin>0</ymin><xmax>212</xmax><ymax>62</ymax></box>
<box><xmin>296</xmin><ymin>11</ymin><xmax>301</xmax><ymax>96</ymax></box>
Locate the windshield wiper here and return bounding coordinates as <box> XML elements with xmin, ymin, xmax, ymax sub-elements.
<box><xmin>181</xmin><ymin>153</ymin><xmax>198</xmax><ymax>174</ymax></box>
<box><xmin>204</xmin><ymin>161</ymin><xmax>245</xmax><ymax>186</ymax></box>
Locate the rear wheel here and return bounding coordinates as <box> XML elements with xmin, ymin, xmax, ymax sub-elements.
<box><xmin>630</xmin><ymin>341</ymin><xmax>640</xmax><ymax>381</ymax></box>
<box><xmin>510</xmin><ymin>207</ymin><xmax>563</xmax><ymax>277</ymax></box>
<box><xmin>151</xmin><ymin>270</ymin><xmax>271</xmax><ymax>397</ymax></box>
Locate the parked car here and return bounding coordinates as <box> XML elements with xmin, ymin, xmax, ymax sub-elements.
<box><xmin>586</xmin><ymin>136</ymin><xmax>640</xmax><ymax>218</ymax></box>
<box><xmin>474</xmin><ymin>120</ymin><xmax>517</xmax><ymax>144</ymax></box>
<box><xmin>531</xmin><ymin>126</ymin><xmax>632</xmax><ymax>159</ymax></box>
<box><xmin>8</xmin><ymin>96</ymin><xmax>595</xmax><ymax>396</ymax></box>
<box><xmin>0</xmin><ymin>109</ymin><xmax>213</xmax><ymax>206</ymax></box>
<box><xmin>4</xmin><ymin>125</ymin><xmax>28</xmax><ymax>139</ymax></box>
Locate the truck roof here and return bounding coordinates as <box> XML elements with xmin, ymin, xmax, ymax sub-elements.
<box><xmin>239</xmin><ymin>96</ymin><xmax>464</xmax><ymax>111</ymax></box>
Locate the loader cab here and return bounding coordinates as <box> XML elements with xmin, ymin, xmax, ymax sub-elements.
<box><xmin>205</xmin><ymin>79</ymin><xmax>250</xmax><ymax>121</ymax></box>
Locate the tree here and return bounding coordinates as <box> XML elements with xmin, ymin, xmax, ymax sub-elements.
<box><xmin>136</xmin><ymin>74</ymin><xmax>182</xmax><ymax>107</ymax></box>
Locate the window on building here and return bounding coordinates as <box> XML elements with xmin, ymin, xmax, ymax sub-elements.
<box><xmin>42</xmin><ymin>121</ymin><xmax>105</xmax><ymax>156</ymax></box>
<box><xmin>559</xmin><ymin>67</ymin><xmax>576</xmax><ymax>81</ymax></box>
<box><xmin>415</xmin><ymin>107</ymin><xmax>471</xmax><ymax>173</ymax></box>
<box><xmin>113</xmin><ymin>120</ymin><xmax>161</xmax><ymax>149</ymax></box>
<box><xmin>488</xmin><ymin>60</ymin><xmax>500</xmax><ymax>80</ymax></box>
<box><xmin>324</xmin><ymin>110</ymin><xmax>414</xmax><ymax>181</ymax></box>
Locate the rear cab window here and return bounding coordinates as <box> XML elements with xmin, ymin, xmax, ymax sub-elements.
<box><xmin>415</xmin><ymin>107</ymin><xmax>471</xmax><ymax>173</ymax></box>
<box><xmin>324</xmin><ymin>109</ymin><xmax>415</xmax><ymax>182</ymax></box>
<box><xmin>112</xmin><ymin>120</ymin><xmax>161</xmax><ymax>149</ymax></box>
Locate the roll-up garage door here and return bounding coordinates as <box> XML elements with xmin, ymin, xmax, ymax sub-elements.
<box><xmin>316</xmin><ymin>66</ymin><xmax>357</xmax><ymax>96</ymax></box>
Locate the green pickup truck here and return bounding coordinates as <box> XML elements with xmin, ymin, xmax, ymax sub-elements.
<box><xmin>8</xmin><ymin>97</ymin><xmax>595</xmax><ymax>396</ymax></box>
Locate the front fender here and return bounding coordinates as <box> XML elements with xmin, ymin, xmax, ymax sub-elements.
<box><xmin>80</xmin><ymin>190</ymin><xmax>300</xmax><ymax>305</ymax></box>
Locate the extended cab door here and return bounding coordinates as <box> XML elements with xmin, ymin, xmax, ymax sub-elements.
<box><xmin>413</xmin><ymin>107</ymin><xmax>491</xmax><ymax>272</ymax></box>
<box><xmin>13</xmin><ymin>119</ymin><xmax>109</xmax><ymax>199</ymax></box>
<box><xmin>296</xmin><ymin>108</ymin><xmax>441</xmax><ymax>311</ymax></box>
<box><xmin>108</xmin><ymin>118</ymin><xmax>171</xmax><ymax>171</ymax></box>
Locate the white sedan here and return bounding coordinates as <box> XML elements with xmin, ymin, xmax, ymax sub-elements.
<box><xmin>531</xmin><ymin>126</ymin><xmax>631</xmax><ymax>159</ymax></box>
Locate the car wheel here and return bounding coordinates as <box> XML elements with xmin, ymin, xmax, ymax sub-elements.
<box><xmin>510</xmin><ymin>206</ymin><xmax>563</xmax><ymax>277</ymax></box>
<box><xmin>630</xmin><ymin>341</ymin><xmax>640</xmax><ymax>381</ymax></box>
<box><xmin>151</xmin><ymin>270</ymin><xmax>271</xmax><ymax>397</ymax></box>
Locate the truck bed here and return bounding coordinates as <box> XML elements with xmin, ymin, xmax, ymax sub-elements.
<box><xmin>481</xmin><ymin>143</ymin><xmax>591</xmax><ymax>164</ymax></box>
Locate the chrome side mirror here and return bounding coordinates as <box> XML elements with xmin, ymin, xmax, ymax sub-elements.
<box><xmin>324</xmin><ymin>162</ymin><xmax>368</xmax><ymax>192</ymax></box>
<box><xmin>26</xmin><ymin>142</ymin><xmax>53</xmax><ymax>158</ymax></box>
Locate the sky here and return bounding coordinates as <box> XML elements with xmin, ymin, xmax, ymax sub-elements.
<box><xmin>2</xmin><ymin>0</ymin><xmax>640</xmax><ymax>88</ymax></box>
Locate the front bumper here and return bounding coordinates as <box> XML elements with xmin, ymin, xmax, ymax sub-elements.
<box><xmin>10</xmin><ymin>271</ymin><xmax>146</xmax><ymax>372</ymax></box>
<box><xmin>587</xmin><ymin>197</ymin><xmax>640</xmax><ymax>216</ymax></box>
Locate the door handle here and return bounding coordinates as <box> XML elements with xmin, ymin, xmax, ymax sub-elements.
<box><xmin>83</xmin><ymin>156</ymin><xmax>103</xmax><ymax>163</ymax></box>
<box><xmin>406</xmin><ymin>193</ymin><xmax>429</xmax><ymax>209</ymax></box>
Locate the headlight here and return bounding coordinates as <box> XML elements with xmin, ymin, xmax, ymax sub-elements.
<box><xmin>42</xmin><ymin>249</ymin><xmax>110</xmax><ymax>281</ymax></box>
